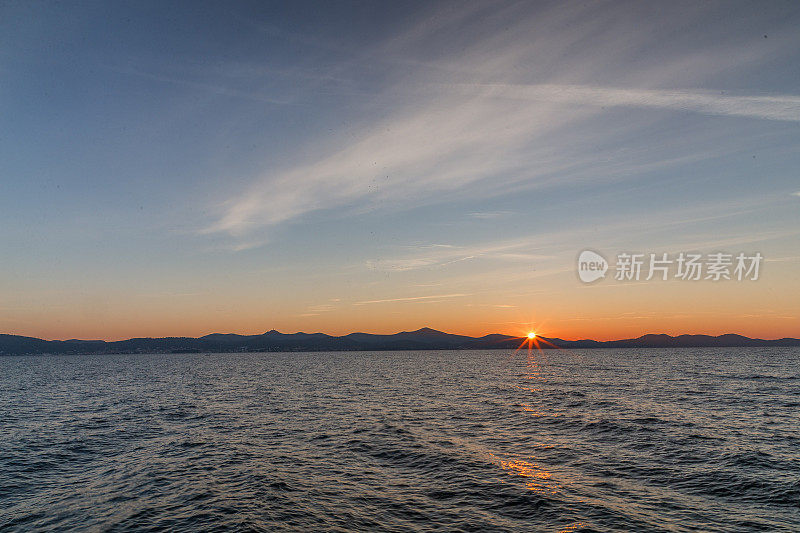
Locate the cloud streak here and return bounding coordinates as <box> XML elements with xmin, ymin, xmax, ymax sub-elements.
<box><xmin>447</xmin><ymin>83</ymin><xmax>800</xmax><ymax>123</ymax></box>
<box><xmin>367</xmin><ymin>239</ymin><xmax>554</xmax><ymax>272</ymax></box>
<box><xmin>355</xmin><ymin>293</ymin><xmax>467</xmax><ymax>305</ymax></box>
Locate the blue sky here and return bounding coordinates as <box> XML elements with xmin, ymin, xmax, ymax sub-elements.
<box><xmin>1</xmin><ymin>1</ymin><xmax>799</xmax><ymax>340</ymax></box>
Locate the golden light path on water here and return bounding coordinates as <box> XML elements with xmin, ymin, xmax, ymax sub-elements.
<box><xmin>491</xmin><ymin>332</ymin><xmax>560</xmax><ymax>494</ymax></box>
<box><xmin>491</xmin><ymin>330</ymin><xmax>584</xmax><ymax>486</ymax></box>
<box><xmin>484</xmin><ymin>335</ymin><xmax>588</xmax><ymax>533</ymax></box>
<box><xmin>490</xmin><ymin>335</ymin><xmax>643</xmax><ymax>533</ymax></box>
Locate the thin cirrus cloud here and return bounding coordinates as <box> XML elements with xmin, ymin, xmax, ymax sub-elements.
<box><xmin>468</xmin><ymin>211</ymin><xmax>516</xmax><ymax>219</ymax></box>
<box><xmin>364</xmin><ymin>195</ymin><xmax>789</xmax><ymax>277</ymax></box>
<box><xmin>201</xmin><ymin>2</ymin><xmax>800</xmax><ymax>248</ymax></box>
<box><xmin>354</xmin><ymin>293</ymin><xmax>467</xmax><ymax>305</ymax></box>
<box><xmin>446</xmin><ymin>84</ymin><xmax>800</xmax><ymax>123</ymax></box>
<box><xmin>205</xmin><ymin>84</ymin><xmax>798</xmax><ymax>243</ymax></box>
<box><xmin>367</xmin><ymin>239</ymin><xmax>555</xmax><ymax>272</ymax></box>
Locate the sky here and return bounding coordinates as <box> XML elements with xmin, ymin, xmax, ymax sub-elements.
<box><xmin>1</xmin><ymin>0</ymin><xmax>798</xmax><ymax>341</ymax></box>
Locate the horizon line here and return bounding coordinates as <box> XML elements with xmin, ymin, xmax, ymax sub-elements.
<box><xmin>3</xmin><ymin>327</ymin><xmax>798</xmax><ymax>344</ymax></box>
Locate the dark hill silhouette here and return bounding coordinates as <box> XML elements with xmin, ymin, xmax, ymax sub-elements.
<box><xmin>0</xmin><ymin>330</ymin><xmax>798</xmax><ymax>355</ymax></box>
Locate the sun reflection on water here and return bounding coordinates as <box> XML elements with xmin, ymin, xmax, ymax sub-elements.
<box><xmin>556</xmin><ymin>522</ymin><xmax>588</xmax><ymax>533</ymax></box>
<box><xmin>496</xmin><ymin>457</ymin><xmax>556</xmax><ymax>494</ymax></box>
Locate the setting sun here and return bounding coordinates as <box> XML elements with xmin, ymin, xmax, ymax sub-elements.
<box><xmin>527</xmin><ymin>332</ymin><xmax>536</xmax><ymax>339</ymax></box>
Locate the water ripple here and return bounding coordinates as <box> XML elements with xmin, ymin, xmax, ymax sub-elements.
<box><xmin>1</xmin><ymin>348</ymin><xmax>799</xmax><ymax>531</ymax></box>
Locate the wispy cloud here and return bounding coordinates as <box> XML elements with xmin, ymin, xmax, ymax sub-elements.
<box><xmin>201</xmin><ymin>1</ymin><xmax>800</xmax><ymax>246</ymax></box>
<box><xmin>469</xmin><ymin>211</ymin><xmax>515</xmax><ymax>219</ymax></box>
<box><xmin>307</xmin><ymin>304</ymin><xmax>335</xmax><ymax>312</ymax></box>
<box><xmin>367</xmin><ymin>239</ymin><xmax>553</xmax><ymax>272</ymax></box>
<box><xmin>366</xmin><ymin>196</ymin><xmax>781</xmax><ymax>274</ymax></box>
<box><xmin>297</xmin><ymin>299</ymin><xmax>342</xmax><ymax>317</ymax></box>
<box><xmin>203</xmin><ymin>94</ymin><xmax>583</xmax><ymax>238</ymax></box>
<box><xmin>444</xmin><ymin>83</ymin><xmax>800</xmax><ymax>123</ymax></box>
<box><xmin>355</xmin><ymin>293</ymin><xmax>467</xmax><ymax>305</ymax></box>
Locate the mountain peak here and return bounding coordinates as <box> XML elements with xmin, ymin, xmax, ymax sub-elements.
<box><xmin>408</xmin><ymin>327</ymin><xmax>446</xmax><ymax>335</ymax></box>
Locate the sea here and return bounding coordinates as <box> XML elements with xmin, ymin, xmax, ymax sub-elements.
<box><xmin>1</xmin><ymin>348</ymin><xmax>798</xmax><ymax>532</ymax></box>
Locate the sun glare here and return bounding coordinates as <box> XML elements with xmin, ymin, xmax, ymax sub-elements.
<box><xmin>527</xmin><ymin>332</ymin><xmax>536</xmax><ymax>339</ymax></box>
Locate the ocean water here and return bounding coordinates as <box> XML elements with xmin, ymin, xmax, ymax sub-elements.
<box><xmin>1</xmin><ymin>348</ymin><xmax>798</xmax><ymax>532</ymax></box>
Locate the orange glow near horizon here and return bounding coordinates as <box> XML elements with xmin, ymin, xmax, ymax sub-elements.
<box><xmin>2</xmin><ymin>280</ymin><xmax>798</xmax><ymax>342</ymax></box>
<box><xmin>3</xmin><ymin>241</ymin><xmax>798</xmax><ymax>342</ymax></box>
<box><xmin>4</xmin><ymin>316</ymin><xmax>798</xmax><ymax>342</ymax></box>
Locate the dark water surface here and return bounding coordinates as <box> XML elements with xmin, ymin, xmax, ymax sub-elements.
<box><xmin>1</xmin><ymin>348</ymin><xmax>799</xmax><ymax>532</ymax></box>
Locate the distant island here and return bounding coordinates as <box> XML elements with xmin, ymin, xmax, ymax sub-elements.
<box><xmin>1</xmin><ymin>328</ymin><xmax>798</xmax><ymax>355</ymax></box>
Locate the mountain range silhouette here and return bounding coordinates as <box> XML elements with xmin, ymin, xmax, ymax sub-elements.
<box><xmin>1</xmin><ymin>328</ymin><xmax>798</xmax><ymax>355</ymax></box>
